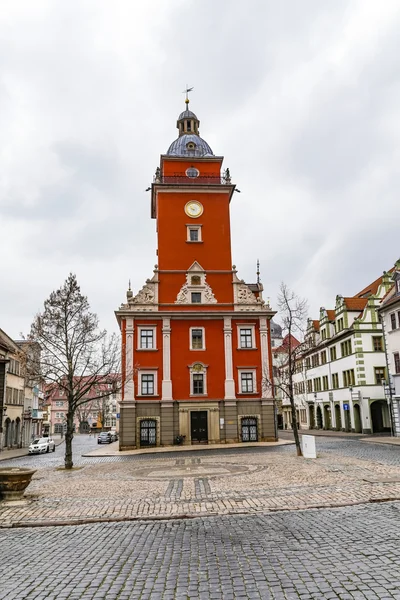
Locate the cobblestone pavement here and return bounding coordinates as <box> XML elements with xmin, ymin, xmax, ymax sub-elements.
<box><xmin>1</xmin><ymin>502</ymin><xmax>400</xmax><ymax>599</ymax></box>
<box><xmin>2</xmin><ymin>436</ymin><xmax>400</xmax><ymax>527</ymax></box>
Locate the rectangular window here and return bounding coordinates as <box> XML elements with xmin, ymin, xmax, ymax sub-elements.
<box><xmin>391</xmin><ymin>313</ymin><xmax>396</xmax><ymax>330</ymax></box>
<box><xmin>321</xmin><ymin>329</ymin><xmax>326</xmax><ymax>341</ymax></box>
<box><xmin>343</xmin><ymin>369</ymin><xmax>355</xmax><ymax>387</ymax></box>
<box><xmin>306</xmin><ymin>357</ymin><xmax>311</xmax><ymax>369</ymax></box>
<box><xmin>374</xmin><ymin>367</ymin><xmax>386</xmax><ymax>385</ymax></box>
<box><xmin>321</xmin><ymin>351</ymin><xmax>327</xmax><ymax>365</ymax></box>
<box><xmin>141</xmin><ymin>374</ymin><xmax>155</xmax><ymax>395</ymax></box>
<box><xmin>307</xmin><ymin>380</ymin><xmax>312</xmax><ymax>393</ymax></box>
<box><xmin>313</xmin><ymin>378</ymin><xmax>321</xmax><ymax>392</ymax></box>
<box><xmin>140</xmin><ymin>329</ymin><xmax>154</xmax><ymax>349</ymax></box>
<box><xmin>191</xmin><ymin>292</ymin><xmax>201</xmax><ymax>303</ymax></box>
<box><xmin>186</xmin><ymin>225</ymin><xmax>202</xmax><ymax>243</ymax></box>
<box><xmin>372</xmin><ymin>336</ymin><xmax>383</xmax><ymax>352</ymax></box>
<box><xmin>332</xmin><ymin>373</ymin><xmax>339</xmax><ymax>389</ymax></box>
<box><xmin>323</xmin><ymin>375</ymin><xmax>329</xmax><ymax>391</ymax></box>
<box><xmin>239</xmin><ymin>328</ymin><xmax>253</xmax><ymax>349</ymax></box>
<box><xmin>330</xmin><ymin>347</ymin><xmax>337</xmax><ymax>361</ymax></box>
<box><xmin>191</xmin><ymin>329</ymin><xmax>203</xmax><ymax>350</ymax></box>
<box><xmin>312</xmin><ymin>354</ymin><xmax>320</xmax><ymax>367</ymax></box>
<box><xmin>394</xmin><ymin>353</ymin><xmax>400</xmax><ymax>375</ymax></box>
<box><xmin>341</xmin><ymin>340</ymin><xmax>352</xmax><ymax>357</ymax></box>
<box><xmin>192</xmin><ymin>374</ymin><xmax>204</xmax><ymax>395</ymax></box>
<box><xmin>240</xmin><ymin>372</ymin><xmax>254</xmax><ymax>393</ymax></box>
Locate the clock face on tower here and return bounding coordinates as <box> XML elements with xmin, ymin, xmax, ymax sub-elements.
<box><xmin>184</xmin><ymin>201</ymin><xmax>203</xmax><ymax>218</ymax></box>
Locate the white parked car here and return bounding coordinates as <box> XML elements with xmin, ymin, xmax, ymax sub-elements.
<box><xmin>29</xmin><ymin>437</ymin><xmax>56</xmax><ymax>454</ymax></box>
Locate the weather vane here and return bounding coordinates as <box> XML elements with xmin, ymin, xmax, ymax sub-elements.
<box><xmin>182</xmin><ymin>85</ymin><xmax>194</xmax><ymax>105</ymax></box>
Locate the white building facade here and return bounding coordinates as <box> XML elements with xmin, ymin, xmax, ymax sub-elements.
<box><xmin>282</xmin><ymin>269</ymin><xmax>395</xmax><ymax>434</ymax></box>
<box><xmin>379</xmin><ymin>262</ymin><xmax>400</xmax><ymax>436</ymax></box>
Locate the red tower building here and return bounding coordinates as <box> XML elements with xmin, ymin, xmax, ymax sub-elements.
<box><xmin>116</xmin><ymin>99</ymin><xmax>276</xmax><ymax>449</ymax></box>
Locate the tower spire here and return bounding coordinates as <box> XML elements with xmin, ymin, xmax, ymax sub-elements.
<box><xmin>257</xmin><ymin>259</ymin><xmax>260</xmax><ymax>284</ymax></box>
<box><xmin>183</xmin><ymin>85</ymin><xmax>194</xmax><ymax>107</ymax></box>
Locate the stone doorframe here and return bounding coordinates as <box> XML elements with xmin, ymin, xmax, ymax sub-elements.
<box><xmin>178</xmin><ymin>402</ymin><xmax>220</xmax><ymax>444</ymax></box>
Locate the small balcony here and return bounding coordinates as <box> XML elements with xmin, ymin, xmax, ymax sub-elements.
<box><xmin>155</xmin><ymin>175</ymin><xmax>230</xmax><ymax>185</ymax></box>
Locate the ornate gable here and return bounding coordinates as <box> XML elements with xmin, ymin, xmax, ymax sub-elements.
<box><xmin>232</xmin><ymin>267</ymin><xmax>266</xmax><ymax>312</ymax></box>
<box><xmin>120</xmin><ymin>267</ymin><xmax>159</xmax><ymax>312</ymax></box>
<box><xmin>175</xmin><ymin>262</ymin><xmax>217</xmax><ymax>305</ymax></box>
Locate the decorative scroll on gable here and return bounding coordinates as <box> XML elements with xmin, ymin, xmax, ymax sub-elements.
<box><xmin>120</xmin><ymin>267</ymin><xmax>159</xmax><ymax>312</ymax></box>
<box><xmin>175</xmin><ymin>262</ymin><xmax>217</xmax><ymax>305</ymax></box>
<box><xmin>232</xmin><ymin>267</ymin><xmax>266</xmax><ymax>312</ymax></box>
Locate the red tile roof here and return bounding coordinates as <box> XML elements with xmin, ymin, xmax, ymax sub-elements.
<box><xmin>343</xmin><ymin>297</ymin><xmax>368</xmax><ymax>311</ymax></box>
<box><xmin>326</xmin><ymin>310</ymin><xmax>336</xmax><ymax>321</ymax></box>
<box><xmin>272</xmin><ymin>334</ymin><xmax>301</xmax><ymax>353</ymax></box>
<box><xmin>312</xmin><ymin>320</ymin><xmax>320</xmax><ymax>331</ymax></box>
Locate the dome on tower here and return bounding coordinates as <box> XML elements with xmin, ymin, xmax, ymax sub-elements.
<box><xmin>178</xmin><ymin>109</ymin><xmax>198</xmax><ymax>120</ymax></box>
<box><xmin>167</xmin><ymin>134</ymin><xmax>213</xmax><ymax>157</ymax></box>
<box><xmin>166</xmin><ymin>102</ymin><xmax>214</xmax><ymax>157</ymax></box>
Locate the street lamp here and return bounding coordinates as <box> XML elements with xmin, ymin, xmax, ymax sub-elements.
<box><xmin>382</xmin><ymin>380</ymin><xmax>395</xmax><ymax>437</ymax></box>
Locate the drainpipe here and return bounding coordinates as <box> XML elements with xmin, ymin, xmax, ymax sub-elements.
<box><xmin>379</xmin><ymin>313</ymin><xmax>395</xmax><ymax>437</ymax></box>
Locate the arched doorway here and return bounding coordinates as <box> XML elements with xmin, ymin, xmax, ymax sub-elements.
<box><xmin>335</xmin><ymin>405</ymin><xmax>342</xmax><ymax>431</ymax></box>
<box><xmin>353</xmin><ymin>403</ymin><xmax>362</xmax><ymax>433</ymax></box>
<box><xmin>370</xmin><ymin>400</ymin><xmax>390</xmax><ymax>433</ymax></box>
<box><xmin>316</xmin><ymin>406</ymin><xmax>323</xmax><ymax>429</ymax></box>
<box><xmin>241</xmin><ymin>417</ymin><xmax>258</xmax><ymax>442</ymax></box>
<box><xmin>309</xmin><ymin>405</ymin><xmax>315</xmax><ymax>429</ymax></box>
<box><xmin>323</xmin><ymin>405</ymin><xmax>331</xmax><ymax>430</ymax></box>
<box><xmin>140</xmin><ymin>419</ymin><xmax>157</xmax><ymax>447</ymax></box>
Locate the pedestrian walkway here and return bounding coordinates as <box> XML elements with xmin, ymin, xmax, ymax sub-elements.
<box><xmin>3</xmin><ymin>437</ymin><xmax>400</xmax><ymax>528</ymax></box>
<box><xmin>281</xmin><ymin>429</ymin><xmax>400</xmax><ymax>445</ymax></box>
<box><xmin>0</xmin><ymin>435</ymin><xmax>64</xmax><ymax>461</ymax></box>
<box><xmin>83</xmin><ymin>438</ymin><xmax>294</xmax><ymax>458</ymax></box>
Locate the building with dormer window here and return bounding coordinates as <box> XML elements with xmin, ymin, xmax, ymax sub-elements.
<box><xmin>115</xmin><ymin>100</ymin><xmax>276</xmax><ymax>449</ymax></box>
<box><xmin>282</xmin><ymin>266</ymin><xmax>396</xmax><ymax>434</ymax></box>
<box><xmin>378</xmin><ymin>260</ymin><xmax>400</xmax><ymax>436</ymax></box>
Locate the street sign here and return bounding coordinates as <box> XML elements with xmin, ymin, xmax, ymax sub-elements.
<box><xmin>343</xmin><ymin>403</ymin><xmax>350</xmax><ymax>410</ymax></box>
<box><xmin>116</xmin><ymin>413</ymin><xmax>120</xmax><ymax>419</ymax></box>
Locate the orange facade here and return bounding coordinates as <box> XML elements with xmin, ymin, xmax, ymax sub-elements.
<box><xmin>116</xmin><ymin>102</ymin><xmax>276</xmax><ymax>448</ymax></box>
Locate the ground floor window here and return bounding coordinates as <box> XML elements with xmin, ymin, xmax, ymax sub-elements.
<box><xmin>140</xmin><ymin>419</ymin><xmax>157</xmax><ymax>447</ymax></box>
<box><xmin>300</xmin><ymin>409</ymin><xmax>307</xmax><ymax>423</ymax></box>
<box><xmin>241</xmin><ymin>417</ymin><xmax>258</xmax><ymax>442</ymax></box>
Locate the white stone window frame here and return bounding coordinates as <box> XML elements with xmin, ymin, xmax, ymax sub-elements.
<box><xmin>237</xmin><ymin>324</ymin><xmax>256</xmax><ymax>349</ymax></box>
<box><xmin>189</xmin><ymin>363</ymin><xmax>208</xmax><ymax>396</ymax></box>
<box><xmin>189</xmin><ymin>327</ymin><xmax>206</xmax><ymax>351</ymax></box>
<box><xmin>186</xmin><ymin>224</ymin><xmax>203</xmax><ymax>243</ymax></box>
<box><xmin>137</xmin><ymin>326</ymin><xmax>157</xmax><ymax>351</ymax></box>
<box><xmin>191</xmin><ymin>291</ymin><xmax>202</xmax><ymax>304</ymax></box>
<box><xmin>137</xmin><ymin>369</ymin><xmax>159</xmax><ymax>397</ymax></box>
<box><xmin>237</xmin><ymin>368</ymin><xmax>257</xmax><ymax>394</ymax></box>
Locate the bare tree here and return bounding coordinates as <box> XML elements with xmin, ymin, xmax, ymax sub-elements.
<box><xmin>75</xmin><ymin>401</ymin><xmax>93</xmax><ymax>433</ymax></box>
<box><xmin>271</xmin><ymin>283</ymin><xmax>309</xmax><ymax>456</ymax></box>
<box><xmin>27</xmin><ymin>274</ymin><xmax>121</xmax><ymax>469</ymax></box>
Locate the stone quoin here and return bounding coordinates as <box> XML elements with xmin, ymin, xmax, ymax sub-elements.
<box><xmin>115</xmin><ymin>97</ymin><xmax>276</xmax><ymax>449</ymax></box>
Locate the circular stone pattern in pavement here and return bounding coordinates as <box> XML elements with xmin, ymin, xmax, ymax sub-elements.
<box><xmin>128</xmin><ymin>461</ymin><xmax>264</xmax><ymax>480</ymax></box>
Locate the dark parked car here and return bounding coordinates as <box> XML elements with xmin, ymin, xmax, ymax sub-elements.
<box><xmin>97</xmin><ymin>432</ymin><xmax>112</xmax><ymax>444</ymax></box>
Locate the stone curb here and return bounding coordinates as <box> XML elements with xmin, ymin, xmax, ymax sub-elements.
<box><xmin>2</xmin><ymin>497</ymin><xmax>400</xmax><ymax>529</ymax></box>
<box><xmin>82</xmin><ymin>439</ymin><xmax>295</xmax><ymax>458</ymax></box>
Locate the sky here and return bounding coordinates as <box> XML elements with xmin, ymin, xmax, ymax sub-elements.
<box><xmin>1</xmin><ymin>0</ymin><xmax>399</xmax><ymax>338</ymax></box>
